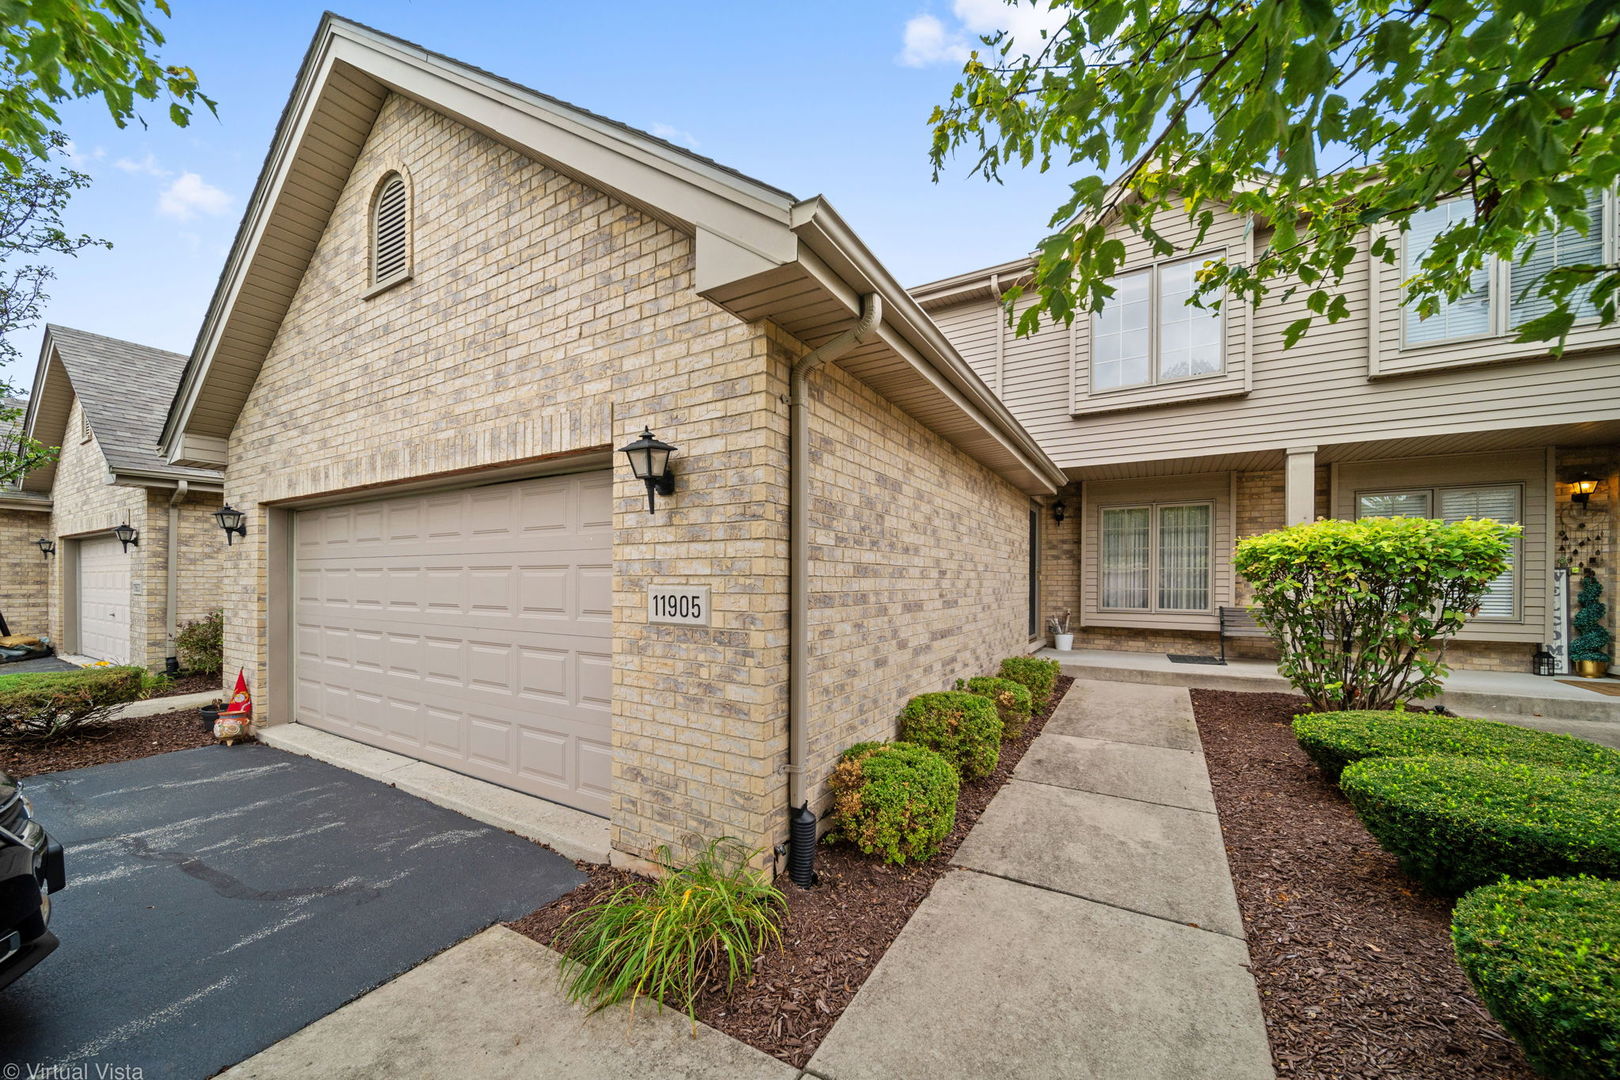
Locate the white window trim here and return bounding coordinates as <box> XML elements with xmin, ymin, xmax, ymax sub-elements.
<box><xmin>1398</xmin><ymin>191</ymin><xmax>1617</xmax><ymax>352</ymax></box>
<box><xmin>1353</xmin><ymin>482</ymin><xmax>1524</xmax><ymax>622</ymax></box>
<box><xmin>1090</xmin><ymin>251</ymin><xmax>1228</xmax><ymax>395</ymax></box>
<box><xmin>1098</xmin><ymin>499</ymin><xmax>1215</xmax><ymax>614</ymax></box>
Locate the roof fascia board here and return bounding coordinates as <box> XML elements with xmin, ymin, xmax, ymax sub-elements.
<box><xmin>168</xmin><ymin>433</ymin><xmax>229</xmax><ymax>470</ymax></box>
<box><xmin>105</xmin><ymin>467</ymin><xmax>223</xmax><ymax>491</ymax></box>
<box><xmin>0</xmin><ymin>495</ymin><xmax>50</xmax><ymax>512</ymax></box>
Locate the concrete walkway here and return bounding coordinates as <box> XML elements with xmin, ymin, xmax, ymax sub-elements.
<box><xmin>807</xmin><ymin>680</ymin><xmax>1274</xmax><ymax>1080</ymax></box>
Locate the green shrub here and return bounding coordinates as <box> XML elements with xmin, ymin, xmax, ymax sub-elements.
<box><xmin>176</xmin><ymin>608</ymin><xmax>224</xmax><ymax>675</ymax></box>
<box><xmin>828</xmin><ymin>741</ymin><xmax>959</xmax><ymax>864</ymax></box>
<box><xmin>997</xmin><ymin>656</ymin><xmax>1060</xmax><ymax>703</ymax></box>
<box><xmin>1340</xmin><ymin>757</ymin><xmax>1620</xmax><ymax>894</ymax></box>
<box><xmin>897</xmin><ymin>691</ymin><xmax>1002</xmax><ymax>779</ymax></box>
<box><xmin>1293</xmin><ymin>710</ymin><xmax>1620</xmax><ymax>783</ymax></box>
<box><xmin>0</xmin><ymin>666</ymin><xmax>149</xmax><ymax>742</ymax></box>
<box><xmin>1453</xmin><ymin>876</ymin><xmax>1620</xmax><ymax>1080</ymax></box>
<box><xmin>961</xmin><ymin>676</ymin><xmax>1033</xmax><ymax>740</ymax></box>
<box><xmin>555</xmin><ymin>838</ymin><xmax>785</xmax><ymax>1027</ymax></box>
<box><xmin>1233</xmin><ymin>517</ymin><xmax>1519</xmax><ymax>710</ymax></box>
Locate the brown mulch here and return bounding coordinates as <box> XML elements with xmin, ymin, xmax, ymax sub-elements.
<box><xmin>0</xmin><ymin>707</ymin><xmax>226</xmax><ymax>779</ymax></box>
<box><xmin>1189</xmin><ymin>688</ymin><xmax>1534</xmax><ymax>1080</ymax></box>
<box><xmin>155</xmin><ymin>672</ymin><xmax>225</xmax><ymax>698</ymax></box>
<box><xmin>509</xmin><ymin>674</ymin><xmax>1075</xmax><ymax>1068</ymax></box>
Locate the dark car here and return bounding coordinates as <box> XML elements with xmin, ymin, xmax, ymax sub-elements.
<box><xmin>0</xmin><ymin>769</ymin><xmax>65</xmax><ymax>989</ymax></box>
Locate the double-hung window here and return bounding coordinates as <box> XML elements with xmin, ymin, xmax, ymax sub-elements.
<box><xmin>1355</xmin><ymin>484</ymin><xmax>1521</xmax><ymax>619</ymax></box>
<box><xmin>1403</xmin><ymin>191</ymin><xmax>1609</xmax><ymax>345</ymax></box>
<box><xmin>1100</xmin><ymin>502</ymin><xmax>1212</xmax><ymax>612</ymax></box>
<box><xmin>1092</xmin><ymin>256</ymin><xmax>1224</xmax><ymax>391</ymax></box>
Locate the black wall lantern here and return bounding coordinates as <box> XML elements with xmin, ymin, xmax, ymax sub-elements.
<box><xmin>213</xmin><ymin>504</ymin><xmax>247</xmax><ymax>545</ymax></box>
<box><xmin>34</xmin><ymin>537</ymin><xmax>54</xmax><ymax>558</ymax></box>
<box><xmin>1572</xmin><ymin>476</ymin><xmax>1600</xmax><ymax>506</ymax></box>
<box><xmin>1052</xmin><ymin>500</ymin><xmax>1067</xmax><ymax>524</ymax></box>
<box><xmin>618</xmin><ymin>427</ymin><xmax>676</xmax><ymax>513</ymax></box>
<box><xmin>112</xmin><ymin>522</ymin><xmax>139</xmax><ymax>553</ymax></box>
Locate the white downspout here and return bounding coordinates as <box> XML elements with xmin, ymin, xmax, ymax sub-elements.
<box><xmin>166</xmin><ymin>480</ymin><xmax>188</xmax><ymax>671</ymax></box>
<box><xmin>786</xmin><ymin>292</ymin><xmax>881</xmax><ymax>885</ymax></box>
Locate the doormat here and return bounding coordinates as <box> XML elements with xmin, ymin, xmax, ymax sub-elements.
<box><xmin>1557</xmin><ymin>679</ymin><xmax>1620</xmax><ymax>696</ymax></box>
<box><xmin>1168</xmin><ymin>654</ymin><xmax>1225</xmax><ymax>665</ymax></box>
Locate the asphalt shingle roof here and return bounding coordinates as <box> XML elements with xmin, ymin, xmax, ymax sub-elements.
<box><xmin>48</xmin><ymin>325</ymin><xmax>221</xmax><ymax>481</ymax></box>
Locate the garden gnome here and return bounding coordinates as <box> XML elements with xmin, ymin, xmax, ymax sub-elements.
<box><xmin>215</xmin><ymin>668</ymin><xmax>253</xmax><ymax>745</ymax></box>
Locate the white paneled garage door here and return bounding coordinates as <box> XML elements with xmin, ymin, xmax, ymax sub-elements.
<box><xmin>293</xmin><ymin>472</ymin><xmax>615</xmax><ymax>815</ymax></box>
<box><xmin>77</xmin><ymin>535</ymin><xmax>132</xmax><ymax>665</ymax></box>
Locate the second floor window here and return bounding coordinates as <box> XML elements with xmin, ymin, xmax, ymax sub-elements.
<box><xmin>1092</xmin><ymin>256</ymin><xmax>1224</xmax><ymax>391</ymax></box>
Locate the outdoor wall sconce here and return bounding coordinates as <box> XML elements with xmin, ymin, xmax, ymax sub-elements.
<box><xmin>213</xmin><ymin>504</ymin><xmax>247</xmax><ymax>545</ymax></box>
<box><xmin>112</xmin><ymin>522</ymin><xmax>139</xmax><ymax>553</ymax></box>
<box><xmin>618</xmin><ymin>427</ymin><xmax>677</xmax><ymax>514</ymax></box>
<box><xmin>1572</xmin><ymin>476</ymin><xmax>1600</xmax><ymax>506</ymax></box>
<box><xmin>34</xmin><ymin>538</ymin><xmax>54</xmax><ymax>557</ymax></box>
<box><xmin>1052</xmin><ymin>500</ymin><xmax>1067</xmax><ymax>524</ymax></box>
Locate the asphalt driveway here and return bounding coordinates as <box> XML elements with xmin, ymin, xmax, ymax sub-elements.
<box><xmin>0</xmin><ymin>743</ymin><xmax>584</xmax><ymax>1077</ymax></box>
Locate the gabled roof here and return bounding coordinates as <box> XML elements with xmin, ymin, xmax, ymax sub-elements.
<box><xmin>160</xmin><ymin>14</ymin><xmax>1065</xmax><ymax>495</ymax></box>
<box><xmin>21</xmin><ymin>325</ymin><xmax>223</xmax><ymax>493</ymax></box>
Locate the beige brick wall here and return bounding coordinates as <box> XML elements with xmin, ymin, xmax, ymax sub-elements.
<box><xmin>0</xmin><ymin>507</ymin><xmax>50</xmax><ymax>635</ymax></box>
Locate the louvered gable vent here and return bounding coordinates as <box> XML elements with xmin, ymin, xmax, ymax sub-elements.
<box><xmin>373</xmin><ymin>174</ymin><xmax>409</xmax><ymax>284</ymax></box>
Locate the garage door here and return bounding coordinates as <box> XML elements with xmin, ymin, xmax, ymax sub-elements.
<box><xmin>78</xmin><ymin>535</ymin><xmax>132</xmax><ymax>665</ymax></box>
<box><xmin>293</xmin><ymin>472</ymin><xmax>614</xmax><ymax>815</ymax></box>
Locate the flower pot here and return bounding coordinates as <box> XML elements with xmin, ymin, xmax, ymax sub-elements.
<box><xmin>199</xmin><ymin>703</ymin><xmax>222</xmax><ymax>732</ymax></box>
<box><xmin>1053</xmin><ymin>633</ymin><xmax>1074</xmax><ymax>652</ymax></box>
<box><xmin>1574</xmin><ymin>659</ymin><xmax>1611</xmax><ymax>679</ymax></box>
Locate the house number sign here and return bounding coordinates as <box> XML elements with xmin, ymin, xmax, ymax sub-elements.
<box><xmin>648</xmin><ymin>585</ymin><xmax>710</xmax><ymax>626</ymax></box>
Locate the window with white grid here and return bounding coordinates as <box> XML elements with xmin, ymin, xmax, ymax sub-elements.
<box><xmin>1091</xmin><ymin>256</ymin><xmax>1223</xmax><ymax>391</ymax></box>
<box><xmin>1100</xmin><ymin>502</ymin><xmax>1211</xmax><ymax>612</ymax></box>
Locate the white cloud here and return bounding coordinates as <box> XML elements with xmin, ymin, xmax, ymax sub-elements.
<box><xmin>898</xmin><ymin>1</ymin><xmax>1070</xmax><ymax>67</ymax></box>
<box><xmin>649</xmin><ymin>122</ymin><xmax>700</xmax><ymax>149</ymax></box>
<box><xmin>115</xmin><ymin>153</ymin><xmax>171</xmax><ymax>178</ymax></box>
<box><xmin>157</xmin><ymin>172</ymin><xmax>233</xmax><ymax>221</ymax></box>
<box><xmin>62</xmin><ymin>141</ymin><xmax>105</xmax><ymax>167</ymax></box>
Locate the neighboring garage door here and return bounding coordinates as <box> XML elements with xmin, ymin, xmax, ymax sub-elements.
<box><xmin>293</xmin><ymin>471</ymin><xmax>614</xmax><ymax>815</ymax></box>
<box><xmin>77</xmin><ymin>535</ymin><xmax>131</xmax><ymax>665</ymax></box>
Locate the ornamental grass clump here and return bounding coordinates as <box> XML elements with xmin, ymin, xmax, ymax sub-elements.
<box><xmin>1453</xmin><ymin>876</ymin><xmax>1620</xmax><ymax>1080</ymax></box>
<box><xmin>1232</xmin><ymin>516</ymin><xmax>1519</xmax><ymax>710</ymax></box>
<box><xmin>1293</xmin><ymin>710</ymin><xmax>1620</xmax><ymax>783</ymax></box>
<box><xmin>828</xmin><ymin>741</ymin><xmax>959</xmax><ymax>864</ymax></box>
<box><xmin>997</xmin><ymin>656</ymin><xmax>1061</xmax><ymax>704</ymax></box>
<box><xmin>960</xmin><ymin>676</ymin><xmax>1033</xmax><ymax>740</ymax></box>
<box><xmin>1339</xmin><ymin>757</ymin><xmax>1620</xmax><ymax>895</ymax></box>
<box><xmin>555</xmin><ymin>838</ymin><xmax>785</xmax><ymax>1027</ymax></box>
<box><xmin>897</xmin><ymin>691</ymin><xmax>1002</xmax><ymax>779</ymax></box>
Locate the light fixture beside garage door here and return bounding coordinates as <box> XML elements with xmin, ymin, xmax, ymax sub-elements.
<box><xmin>111</xmin><ymin>522</ymin><xmax>139</xmax><ymax>553</ymax></box>
<box><xmin>618</xmin><ymin>427</ymin><xmax>677</xmax><ymax>513</ymax></box>
<box><xmin>33</xmin><ymin>537</ymin><xmax>55</xmax><ymax>557</ymax></box>
<box><xmin>213</xmin><ymin>504</ymin><xmax>247</xmax><ymax>545</ymax></box>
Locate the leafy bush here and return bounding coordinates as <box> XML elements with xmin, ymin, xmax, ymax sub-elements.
<box><xmin>1339</xmin><ymin>757</ymin><xmax>1620</xmax><ymax>894</ymax></box>
<box><xmin>997</xmin><ymin>656</ymin><xmax>1061</xmax><ymax>703</ymax></box>
<box><xmin>1293</xmin><ymin>710</ymin><xmax>1620</xmax><ymax>783</ymax></box>
<box><xmin>897</xmin><ymin>691</ymin><xmax>1002</xmax><ymax>779</ymax></box>
<box><xmin>0</xmin><ymin>666</ymin><xmax>149</xmax><ymax>742</ymax></box>
<box><xmin>828</xmin><ymin>741</ymin><xmax>960</xmax><ymax>864</ymax></box>
<box><xmin>1453</xmin><ymin>876</ymin><xmax>1620</xmax><ymax>1080</ymax></box>
<box><xmin>176</xmin><ymin>608</ymin><xmax>224</xmax><ymax>675</ymax></box>
<box><xmin>555</xmin><ymin>838</ymin><xmax>785</xmax><ymax>1026</ymax></box>
<box><xmin>1232</xmin><ymin>516</ymin><xmax>1519</xmax><ymax>710</ymax></box>
<box><xmin>961</xmin><ymin>676</ymin><xmax>1033</xmax><ymax>740</ymax></box>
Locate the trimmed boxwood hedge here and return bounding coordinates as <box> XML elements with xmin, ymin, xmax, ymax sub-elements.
<box><xmin>0</xmin><ymin>666</ymin><xmax>149</xmax><ymax>742</ymax></box>
<box><xmin>961</xmin><ymin>676</ymin><xmax>1033</xmax><ymax>740</ymax></box>
<box><xmin>897</xmin><ymin>691</ymin><xmax>1002</xmax><ymax>780</ymax></box>
<box><xmin>828</xmin><ymin>741</ymin><xmax>960</xmax><ymax>865</ymax></box>
<box><xmin>997</xmin><ymin>656</ymin><xmax>1060</xmax><ymax>703</ymax></box>
<box><xmin>1293</xmin><ymin>710</ymin><xmax>1620</xmax><ymax>783</ymax></box>
<box><xmin>1339</xmin><ymin>757</ymin><xmax>1620</xmax><ymax>895</ymax></box>
<box><xmin>1453</xmin><ymin>876</ymin><xmax>1620</xmax><ymax>1080</ymax></box>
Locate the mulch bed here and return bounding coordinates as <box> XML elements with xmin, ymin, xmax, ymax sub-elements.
<box><xmin>0</xmin><ymin>707</ymin><xmax>226</xmax><ymax>779</ymax></box>
<box><xmin>155</xmin><ymin>672</ymin><xmax>225</xmax><ymax>698</ymax></box>
<box><xmin>1190</xmin><ymin>688</ymin><xmax>1534</xmax><ymax>1079</ymax></box>
<box><xmin>509</xmin><ymin>673</ymin><xmax>1075</xmax><ymax>1068</ymax></box>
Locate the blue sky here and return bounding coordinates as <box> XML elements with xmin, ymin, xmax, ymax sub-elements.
<box><xmin>1</xmin><ymin>0</ymin><xmax>1076</xmax><ymax>389</ymax></box>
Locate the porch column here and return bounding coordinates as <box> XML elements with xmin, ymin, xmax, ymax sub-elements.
<box><xmin>1285</xmin><ymin>446</ymin><xmax>1317</xmax><ymax>525</ymax></box>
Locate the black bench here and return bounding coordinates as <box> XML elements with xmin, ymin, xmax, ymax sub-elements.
<box><xmin>1218</xmin><ymin>605</ymin><xmax>1268</xmax><ymax>663</ymax></box>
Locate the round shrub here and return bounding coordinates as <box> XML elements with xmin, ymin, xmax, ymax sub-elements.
<box><xmin>962</xmin><ymin>676</ymin><xmax>1033</xmax><ymax>740</ymax></box>
<box><xmin>1340</xmin><ymin>757</ymin><xmax>1620</xmax><ymax>895</ymax></box>
<box><xmin>828</xmin><ymin>741</ymin><xmax>960</xmax><ymax>865</ymax></box>
<box><xmin>897</xmin><ymin>691</ymin><xmax>1002</xmax><ymax>779</ymax></box>
<box><xmin>1453</xmin><ymin>876</ymin><xmax>1620</xmax><ymax>1080</ymax></box>
<box><xmin>1293</xmin><ymin>710</ymin><xmax>1620</xmax><ymax>783</ymax></box>
<box><xmin>997</xmin><ymin>656</ymin><xmax>1060</xmax><ymax>703</ymax></box>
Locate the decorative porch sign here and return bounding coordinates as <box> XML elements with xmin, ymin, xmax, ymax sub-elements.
<box><xmin>1549</xmin><ymin>568</ymin><xmax>1572</xmax><ymax>675</ymax></box>
<box><xmin>648</xmin><ymin>584</ymin><xmax>710</xmax><ymax>627</ymax></box>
